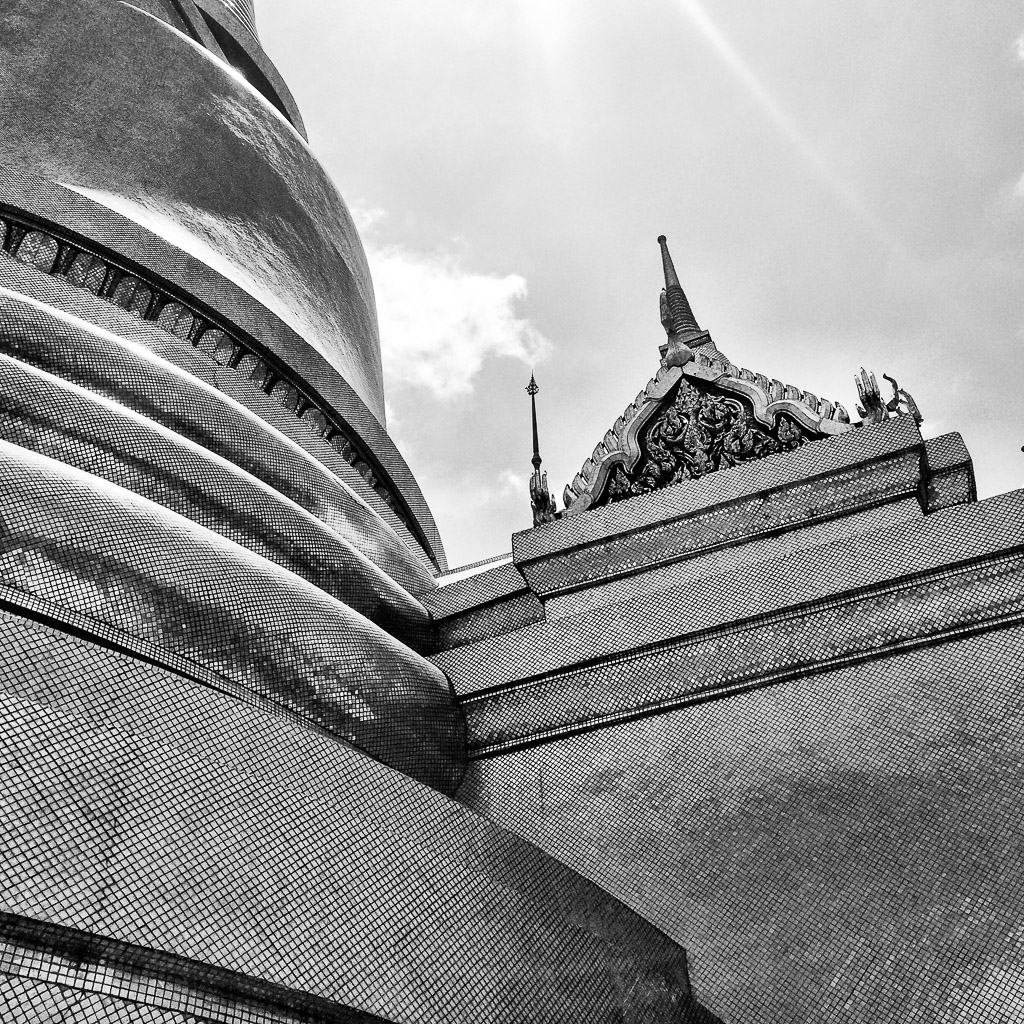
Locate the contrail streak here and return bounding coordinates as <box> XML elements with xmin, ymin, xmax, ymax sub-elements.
<box><xmin>674</xmin><ymin>0</ymin><xmax>910</xmax><ymax>261</ymax></box>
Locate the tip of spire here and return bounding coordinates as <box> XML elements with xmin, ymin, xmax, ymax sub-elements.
<box><xmin>526</xmin><ymin>373</ymin><xmax>539</xmax><ymax>396</ymax></box>
<box><xmin>657</xmin><ymin>233</ymin><xmax>707</xmax><ymax>346</ymax></box>
<box><xmin>658</xmin><ymin>234</ymin><xmax>681</xmax><ymax>292</ymax></box>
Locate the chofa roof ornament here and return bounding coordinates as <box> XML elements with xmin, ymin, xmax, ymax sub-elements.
<box><xmin>562</xmin><ymin>235</ymin><xmax>859</xmax><ymax>516</ymax></box>
<box><xmin>856</xmin><ymin>368</ymin><xmax>923</xmax><ymax>427</ymax></box>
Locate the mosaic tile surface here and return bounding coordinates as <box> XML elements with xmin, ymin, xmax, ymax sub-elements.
<box><xmin>0</xmin><ymin>352</ymin><xmax>432</xmax><ymax>643</ymax></box>
<box><xmin>436</xmin><ymin>490</ymin><xmax>1024</xmax><ymax>695</ymax></box>
<box><xmin>458</xmin><ymin>628</ymin><xmax>1024</xmax><ymax>1022</ymax></box>
<box><xmin>0</xmin><ymin>274</ymin><xmax>436</xmax><ymax>592</ymax></box>
<box><xmin>0</xmin><ymin>439</ymin><xmax>462</xmax><ymax>791</ymax></box>
<box><xmin>0</xmin><ymin>610</ymin><xmax>709</xmax><ymax>1022</ymax></box>
<box><xmin>1</xmin><ymin>3</ymin><xmax>1020</xmax><ymax>1021</ymax></box>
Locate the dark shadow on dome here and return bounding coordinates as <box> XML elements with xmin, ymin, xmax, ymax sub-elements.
<box><xmin>197</xmin><ymin>8</ymin><xmax>294</xmax><ymax>128</ymax></box>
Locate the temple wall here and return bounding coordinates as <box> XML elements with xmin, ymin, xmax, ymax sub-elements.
<box><xmin>457</xmin><ymin>626</ymin><xmax>1024</xmax><ymax>1023</ymax></box>
<box><xmin>439</xmin><ymin>413</ymin><xmax>1024</xmax><ymax>1022</ymax></box>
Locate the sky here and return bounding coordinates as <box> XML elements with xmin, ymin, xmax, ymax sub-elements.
<box><xmin>258</xmin><ymin>0</ymin><xmax>1024</xmax><ymax>570</ymax></box>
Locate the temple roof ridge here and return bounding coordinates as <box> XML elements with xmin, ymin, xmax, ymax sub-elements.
<box><xmin>689</xmin><ymin>345</ymin><xmax>851</xmax><ymax>424</ymax></box>
<box><xmin>559</xmin><ymin>235</ymin><xmax>915</xmax><ymax>516</ymax></box>
<box><xmin>561</xmin><ymin>350</ymin><xmax>855</xmax><ymax>514</ymax></box>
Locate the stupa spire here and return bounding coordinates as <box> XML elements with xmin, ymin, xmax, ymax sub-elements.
<box><xmin>657</xmin><ymin>235</ymin><xmax>714</xmax><ymax>368</ymax></box>
<box><xmin>658</xmin><ymin>235</ymin><xmax>703</xmax><ymax>340</ymax></box>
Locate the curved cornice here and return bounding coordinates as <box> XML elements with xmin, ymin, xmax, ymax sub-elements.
<box><xmin>0</xmin><ymin>282</ymin><xmax>439</xmax><ymax>594</ymax></box>
<box><xmin>0</xmin><ymin>440</ymin><xmax>464</xmax><ymax>791</ymax></box>
<box><xmin>0</xmin><ymin>172</ymin><xmax>446</xmax><ymax>570</ymax></box>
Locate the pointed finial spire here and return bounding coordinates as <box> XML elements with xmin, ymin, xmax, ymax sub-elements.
<box><xmin>656</xmin><ymin>235</ymin><xmax>717</xmax><ymax>370</ymax></box>
<box><xmin>657</xmin><ymin>235</ymin><xmax>705</xmax><ymax>343</ymax></box>
<box><xmin>525</xmin><ymin>373</ymin><xmax>556</xmax><ymax>526</ymax></box>
<box><xmin>526</xmin><ymin>372</ymin><xmax>542</xmax><ymax>470</ymax></box>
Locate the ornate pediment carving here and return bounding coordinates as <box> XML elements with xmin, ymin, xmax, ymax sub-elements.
<box><xmin>563</xmin><ymin>351</ymin><xmax>853</xmax><ymax>514</ymax></box>
<box><xmin>603</xmin><ymin>377</ymin><xmax>810</xmax><ymax>503</ymax></box>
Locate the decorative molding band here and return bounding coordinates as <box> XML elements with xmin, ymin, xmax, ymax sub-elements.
<box><xmin>462</xmin><ymin>548</ymin><xmax>1024</xmax><ymax>758</ymax></box>
<box><xmin>534</xmin><ymin>487</ymin><xmax>921</xmax><ymax>603</ymax></box>
<box><xmin>468</xmin><ymin>610</ymin><xmax>1024</xmax><ymax>760</ymax></box>
<box><xmin>0</xmin><ymin>207</ymin><xmax>437</xmax><ymax>568</ymax></box>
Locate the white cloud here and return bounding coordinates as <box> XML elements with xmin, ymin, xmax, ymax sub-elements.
<box><xmin>1015</xmin><ymin>172</ymin><xmax>1024</xmax><ymax>198</ymax></box>
<box><xmin>1017</xmin><ymin>32</ymin><xmax>1024</xmax><ymax>61</ymax></box>
<box><xmin>351</xmin><ymin>204</ymin><xmax>388</xmax><ymax>235</ymax></box>
<box><xmin>353</xmin><ymin>206</ymin><xmax>551</xmax><ymax>398</ymax></box>
<box><xmin>495</xmin><ymin>468</ymin><xmax>528</xmax><ymax>495</ymax></box>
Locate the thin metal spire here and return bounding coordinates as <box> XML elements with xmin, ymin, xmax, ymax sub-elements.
<box><xmin>526</xmin><ymin>373</ymin><xmax>555</xmax><ymax>526</ymax></box>
<box><xmin>526</xmin><ymin>372</ymin><xmax>542</xmax><ymax>470</ymax></box>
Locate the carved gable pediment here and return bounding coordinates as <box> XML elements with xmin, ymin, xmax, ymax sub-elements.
<box><xmin>563</xmin><ymin>352</ymin><xmax>853</xmax><ymax>515</ymax></box>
